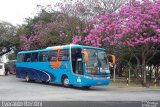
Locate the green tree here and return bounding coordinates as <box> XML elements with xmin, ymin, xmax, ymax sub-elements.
<box><xmin>0</xmin><ymin>22</ymin><xmax>18</xmax><ymax>57</ymax></box>
<box><xmin>7</xmin><ymin>53</ymin><xmax>17</xmax><ymax>60</ymax></box>
<box><xmin>20</xmin><ymin>10</ymin><xmax>86</xmax><ymax>50</ymax></box>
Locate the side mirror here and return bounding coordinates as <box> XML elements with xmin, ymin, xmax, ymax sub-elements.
<box><xmin>82</xmin><ymin>49</ymin><xmax>89</xmax><ymax>62</ymax></box>
<box><xmin>107</xmin><ymin>54</ymin><xmax>116</xmax><ymax>65</ymax></box>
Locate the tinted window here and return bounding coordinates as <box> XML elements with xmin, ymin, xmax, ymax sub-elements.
<box><xmin>24</xmin><ymin>53</ymin><xmax>31</xmax><ymax>62</ymax></box>
<box><xmin>71</xmin><ymin>48</ymin><xmax>82</xmax><ymax>73</ymax></box>
<box><xmin>31</xmin><ymin>52</ymin><xmax>38</xmax><ymax>62</ymax></box>
<box><xmin>39</xmin><ymin>51</ymin><xmax>48</xmax><ymax>62</ymax></box>
<box><xmin>18</xmin><ymin>54</ymin><xmax>24</xmax><ymax>62</ymax></box>
<box><xmin>58</xmin><ymin>49</ymin><xmax>70</xmax><ymax>61</ymax></box>
<box><xmin>71</xmin><ymin>48</ymin><xmax>82</xmax><ymax>61</ymax></box>
<box><xmin>49</xmin><ymin>50</ymin><xmax>58</xmax><ymax>61</ymax></box>
<box><xmin>0</xmin><ymin>65</ymin><xmax>2</xmax><ymax>69</ymax></box>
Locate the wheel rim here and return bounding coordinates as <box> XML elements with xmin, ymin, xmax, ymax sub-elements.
<box><xmin>64</xmin><ymin>78</ymin><xmax>69</xmax><ymax>86</ymax></box>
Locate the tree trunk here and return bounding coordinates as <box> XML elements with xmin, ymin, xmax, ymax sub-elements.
<box><xmin>149</xmin><ymin>66</ymin><xmax>152</xmax><ymax>81</ymax></box>
<box><xmin>143</xmin><ymin>66</ymin><xmax>147</xmax><ymax>86</ymax></box>
<box><xmin>142</xmin><ymin>51</ymin><xmax>148</xmax><ymax>87</ymax></box>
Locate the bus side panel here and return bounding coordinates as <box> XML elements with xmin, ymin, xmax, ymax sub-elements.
<box><xmin>16</xmin><ymin>67</ymin><xmax>26</xmax><ymax>79</ymax></box>
<box><xmin>48</xmin><ymin>61</ymin><xmax>73</xmax><ymax>84</ymax></box>
<box><xmin>16</xmin><ymin>61</ymin><xmax>74</xmax><ymax>84</ymax></box>
<box><xmin>16</xmin><ymin>67</ymin><xmax>55</xmax><ymax>81</ymax></box>
<box><xmin>16</xmin><ymin>62</ymin><xmax>55</xmax><ymax>82</ymax></box>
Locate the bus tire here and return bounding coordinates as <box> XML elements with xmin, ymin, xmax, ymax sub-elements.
<box><xmin>25</xmin><ymin>74</ymin><xmax>30</xmax><ymax>82</ymax></box>
<box><xmin>62</xmin><ymin>76</ymin><xmax>70</xmax><ymax>88</ymax></box>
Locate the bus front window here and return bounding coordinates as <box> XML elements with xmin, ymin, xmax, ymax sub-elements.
<box><xmin>85</xmin><ymin>49</ymin><xmax>109</xmax><ymax>75</ymax></box>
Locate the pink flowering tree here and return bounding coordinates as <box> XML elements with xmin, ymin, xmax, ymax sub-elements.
<box><xmin>20</xmin><ymin>10</ymin><xmax>85</xmax><ymax>50</ymax></box>
<box><xmin>73</xmin><ymin>0</ymin><xmax>160</xmax><ymax>86</ymax></box>
<box><xmin>20</xmin><ymin>0</ymin><xmax>127</xmax><ymax>50</ymax></box>
<box><xmin>57</xmin><ymin>0</ymin><xmax>128</xmax><ymax>47</ymax></box>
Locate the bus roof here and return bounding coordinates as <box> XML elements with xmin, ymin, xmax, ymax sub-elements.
<box><xmin>18</xmin><ymin>44</ymin><xmax>105</xmax><ymax>54</ymax></box>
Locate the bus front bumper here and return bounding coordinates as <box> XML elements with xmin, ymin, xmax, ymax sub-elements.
<box><xmin>75</xmin><ymin>76</ymin><xmax>110</xmax><ymax>87</ymax></box>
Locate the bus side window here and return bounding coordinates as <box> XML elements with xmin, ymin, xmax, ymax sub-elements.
<box><xmin>31</xmin><ymin>52</ymin><xmax>38</xmax><ymax>62</ymax></box>
<box><xmin>18</xmin><ymin>54</ymin><xmax>24</xmax><ymax>62</ymax></box>
<box><xmin>49</xmin><ymin>50</ymin><xmax>58</xmax><ymax>61</ymax></box>
<box><xmin>24</xmin><ymin>53</ymin><xmax>31</xmax><ymax>62</ymax></box>
<box><xmin>58</xmin><ymin>49</ymin><xmax>69</xmax><ymax>61</ymax></box>
<box><xmin>39</xmin><ymin>51</ymin><xmax>48</xmax><ymax>62</ymax></box>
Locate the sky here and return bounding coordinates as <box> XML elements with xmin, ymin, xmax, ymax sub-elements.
<box><xmin>0</xmin><ymin>0</ymin><xmax>59</xmax><ymax>25</ymax></box>
<box><xmin>0</xmin><ymin>0</ymin><xmax>60</xmax><ymax>62</ymax></box>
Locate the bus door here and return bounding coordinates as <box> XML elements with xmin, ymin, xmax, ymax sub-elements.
<box><xmin>71</xmin><ymin>48</ymin><xmax>83</xmax><ymax>75</ymax></box>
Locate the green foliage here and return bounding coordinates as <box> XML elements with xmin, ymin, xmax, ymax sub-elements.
<box><xmin>0</xmin><ymin>22</ymin><xmax>18</xmax><ymax>57</ymax></box>
<box><xmin>148</xmin><ymin>48</ymin><xmax>160</xmax><ymax>66</ymax></box>
<box><xmin>23</xmin><ymin>17</ymin><xmax>39</xmax><ymax>35</ymax></box>
<box><xmin>20</xmin><ymin>9</ymin><xmax>86</xmax><ymax>50</ymax></box>
<box><xmin>7</xmin><ymin>53</ymin><xmax>16</xmax><ymax>60</ymax></box>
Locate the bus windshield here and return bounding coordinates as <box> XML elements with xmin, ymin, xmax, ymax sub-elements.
<box><xmin>85</xmin><ymin>48</ymin><xmax>109</xmax><ymax>75</ymax></box>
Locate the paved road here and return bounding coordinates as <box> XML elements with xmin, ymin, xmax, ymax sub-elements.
<box><xmin>0</xmin><ymin>75</ymin><xmax>160</xmax><ymax>101</ymax></box>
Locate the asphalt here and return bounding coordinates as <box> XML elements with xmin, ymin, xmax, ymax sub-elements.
<box><xmin>0</xmin><ymin>75</ymin><xmax>160</xmax><ymax>107</ymax></box>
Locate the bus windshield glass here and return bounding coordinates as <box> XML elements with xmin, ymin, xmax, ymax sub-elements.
<box><xmin>85</xmin><ymin>48</ymin><xmax>109</xmax><ymax>75</ymax></box>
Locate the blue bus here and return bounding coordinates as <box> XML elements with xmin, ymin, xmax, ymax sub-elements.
<box><xmin>16</xmin><ymin>45</ymin><xmax>114</xmax><ymax>88</ymax></box>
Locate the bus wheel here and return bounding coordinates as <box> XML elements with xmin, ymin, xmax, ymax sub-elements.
<box><xmin>62</xmin><ymin>76</ymin><xmax>70</xmax><ymax>87</ymax></box>
<box><xmin>25</xmin><ymin>74</ymin><xmax>30</xmax><ymax>82</ymax></box>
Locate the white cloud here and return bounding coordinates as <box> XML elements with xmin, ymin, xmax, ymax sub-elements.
<box><xmin>0</xmin><ymin>0</ymin><xmax>59</xmax><ymax>25</ymax></box>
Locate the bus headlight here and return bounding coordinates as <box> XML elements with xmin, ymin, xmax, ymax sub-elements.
<box><xmin>107</xmin><ymin>77</ymin><xmax>110</xmax><ymax>79</ymax></box>
<box><xmin>106</xmin><ymin>70</ymin><xmax>110</xmax><ymax>73</ymax></box>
